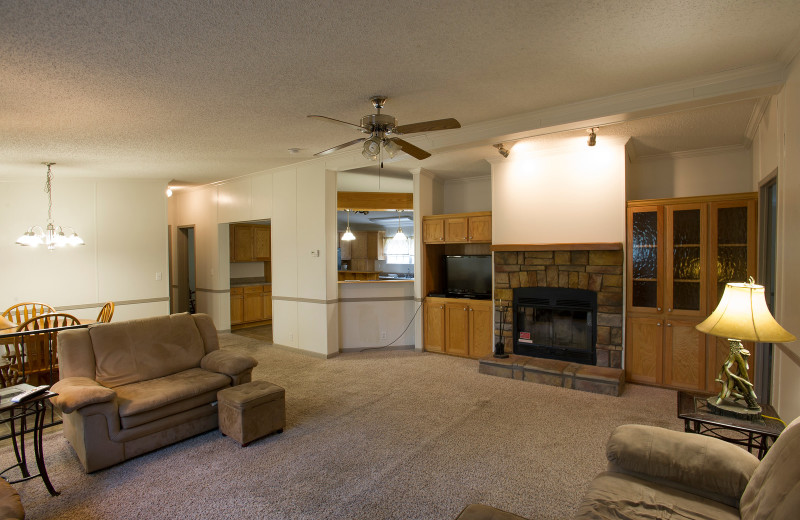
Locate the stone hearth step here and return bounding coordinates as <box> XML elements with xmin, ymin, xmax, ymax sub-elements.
<box><xmin>478</xmin><ymin>354</ymin><xmax>624</xmax><ymax>396</ymax></box>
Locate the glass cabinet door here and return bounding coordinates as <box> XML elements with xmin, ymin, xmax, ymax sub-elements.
<box><xmin>665</xmin><ymin>204</ymin><xmax>706</xmax><ymax>316</ymax></box>
<box><xmin>628</xmin><ymin>206</ymin><xmax>663</xmax><ymax>312</ymax></box>
<box><xmin>710</xmin><ymin>200</ymin><xmax>756</xmax><ymax>305</ymax></box>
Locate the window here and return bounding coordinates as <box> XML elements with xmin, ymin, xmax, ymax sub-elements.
<box><xmin>383</xmin><ymin>236</ymin><xmax>414</xmax><ymax>264</ymax></box>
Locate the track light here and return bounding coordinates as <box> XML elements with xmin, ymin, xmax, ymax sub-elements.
<box><xmin>494</xmin><ymin>143</ymin><xmax>511</xmax><ymax>158</ymax></box>
<box><xmin>587</xmin><ymin>128</ymin><xmax>597</xmax><ymax>147</ymax></box>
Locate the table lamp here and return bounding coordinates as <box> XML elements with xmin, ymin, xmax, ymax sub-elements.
<box><xmin>696</xmin><ymin>277</ymin><xmax>796</xmax><ymax>419</ymax></box>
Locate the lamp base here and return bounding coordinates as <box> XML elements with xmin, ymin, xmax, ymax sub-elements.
<box><xmin>707</xmin><ymin>397</ymin><xmax>762</xmax><ymax>421</ymax></box>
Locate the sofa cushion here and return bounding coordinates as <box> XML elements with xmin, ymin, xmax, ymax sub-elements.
<box><xmin>89</xmin><ymin>313</ymin><xmax>207</xmax><ymax>387</ymax></box>
<box><xmin>576</xmin><ymin>472</ymin><xmax>740</xmax><ymax>520</ymax></box>
<box><xmin>115</xmin><ymin>367</ymin><xmax>230</xmax><ymax>418</ymax></box>
<box><xmin>740</xmin><ymin>415</ymin><xmax>800</xmax><ymax>520</ymax></box>
<box><xmin>0</xmin><ymin>478</ymin><xmax>24</xmax><ymax>520</ymax></box>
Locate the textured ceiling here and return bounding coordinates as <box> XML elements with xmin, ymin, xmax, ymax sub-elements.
<box><xmin>2</xmin><ymin>1</ymin><xmax>799</xmax><ymax>183</ymax></box>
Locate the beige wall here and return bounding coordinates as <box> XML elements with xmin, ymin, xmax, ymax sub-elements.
<box><xmin>1</xmin><ymin>178</ymin><xmax>170</xmax><ymax>319</ymax></box>
<box><xmin>752</xmin><ymin>56</ymin><xmax>800</xmax><ymax>422</ymax></box>
<box><xmin>627</xmin><ymin>147</ymin><xmax>753</xmax><ymax>201</ymax></box>
<box><xmin>442</xmin><ymin>176</ymin><xmax>491</xmax><ymax>214</ymax></box>
<box><xmin>490</xmin><ymin>139</ymin><xmax>628</xmax><ymax>245</ymax></box>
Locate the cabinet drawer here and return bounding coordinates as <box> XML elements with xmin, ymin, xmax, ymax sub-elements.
<box><xmin>231</xmin><ymin>287</ymin><xmax>244</xmax><ymax>296</ymax></box>
<box><xmin>244</xmin><ymin>285</ymin><xmax>263</xmax><ymax>294</ymax></box>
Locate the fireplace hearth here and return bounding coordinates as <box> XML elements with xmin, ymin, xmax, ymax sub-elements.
<box><xmin>513</xmin><ymin>287</ymin><xmax>597</xmax><ymax>365</ymax></box>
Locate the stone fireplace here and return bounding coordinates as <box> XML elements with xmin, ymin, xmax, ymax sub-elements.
<box><xmin>494</xmin><ymin>246</ymin><xmax>623</xmax><ymax>369</ymax></box>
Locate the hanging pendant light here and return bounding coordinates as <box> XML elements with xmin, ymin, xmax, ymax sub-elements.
<box><xmin>16</xmin><ymin>162</ymin><xmax>85</xmax><ymax>250</ymax></box>
<box><xmin>393</xmin><ymin>210</ymin><xmax>407</xmax><ymax>242</ymax></box>
<box><xmin>341</xmin><ymin>209</ymin><xmax>356</xmax><ymax>241</ymax></box>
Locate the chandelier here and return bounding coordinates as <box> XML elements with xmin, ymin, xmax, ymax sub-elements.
<box><xmin>16</xmin><ymin>162</ymin><xmax>85</xmax><ymax>250</ymax></box>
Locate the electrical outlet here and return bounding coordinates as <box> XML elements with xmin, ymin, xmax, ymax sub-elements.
<box><xmin>380</xmin><ymin>331</ymin><xmax>387</xmax><ymax>340</ymax></box>
<box><xmin>155</xmin><ymin>272</ymin><xmax>162</xmax><ymax>281</ymax></box>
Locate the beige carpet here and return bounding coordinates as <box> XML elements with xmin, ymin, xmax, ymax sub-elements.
<box><xmin>6</xmin><ymin>333</ymin><xmax>683</xmax><ymax>520</ymax></box>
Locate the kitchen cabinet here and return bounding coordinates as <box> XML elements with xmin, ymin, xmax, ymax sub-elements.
<box><xmin>426</xmin><ymin>297</ymin><xmax>492</xmax><ymax>358</ymax></box>
<box><xmin>625</xmin><ymin>193</ymin><xmax>757</xmax><ymax>391</ymax></box>
<box><xmin>422</xmin><ymin>212</ymin><xmax>492</xmax><ymax>244</ymax></box>
<box><xmin>343</xmin><ymin>231</ymin><xmax>384</xmax><ymax>272</ymax></box>
<box><xmin>230</xmin><ymin>284</ymin><xmax>272</xmax><ymax>327</ymax></box>
<box><xmin>230</xmin><ymin>224</ymin><xmax>270</xmax><ymax>262</ymax></box>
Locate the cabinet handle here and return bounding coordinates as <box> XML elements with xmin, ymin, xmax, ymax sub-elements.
<box><xmin>657</xmin><ymin>307</ymin><xmax>661</xmax><ymax>311</ymax></box>
<box><xmin>668</xmin><ymin>308</ymin><xmax>672</xmax><ymax>312</ymax></box>
<box><xmin>657</xmin><ymin>322</ymin><xmax>662</xmax><ymax>326</ymax></box>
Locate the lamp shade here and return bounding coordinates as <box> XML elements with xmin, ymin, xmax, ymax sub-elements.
<box><xmin>696</xmin><ymin>281</ymin><xmax>796</xmax><ymax>343</ymax></box>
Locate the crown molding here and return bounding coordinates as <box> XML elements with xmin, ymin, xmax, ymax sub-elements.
<box><xmin>632</xmin><ymin>144</ymin><xmax>747</xmax><ymax>163</ymax></box>
<box><xmin>779</xmin><ymin>30</ymin><xmax>800</xmax><ymax>66</ymax></box>
<box><xmin>744</xmin><ymin>96</ymin><xmax>772</xmax><ymax>146</ymax></box>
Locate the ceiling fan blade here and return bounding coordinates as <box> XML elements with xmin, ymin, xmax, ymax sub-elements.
<box><xmin>390</xmin><ymin>138</ymin><xmax>432</xmax><ymax>160</ymax></box>
<box><xmin>313</xmin><ymin>138</ymin><xmax>366</xmax><ymax>157</ymax></box>
<box><xmin>307</xmin><ymin>115</ymin><xmax>365</xmax><ymax>131</ymax></box>
<box><xmin>394</xmin><ymin>118</ymin><xmax>461</xmax><ymax>134</ymax></box>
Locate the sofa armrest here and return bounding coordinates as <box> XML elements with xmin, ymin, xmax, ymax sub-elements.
<box><xmin>201</xmin><ymin>350</ymin><xmax>258</xmax><ymax>378</ymax></box>
<box><xmin>50</xmin><ymin>377</ymin><xmax>116</xmax><ymax>414</ymax></box>
<box><xmin>607</xmin><ymin>424</ymin><xmax>759</xmax><ymax>504</ymax></box>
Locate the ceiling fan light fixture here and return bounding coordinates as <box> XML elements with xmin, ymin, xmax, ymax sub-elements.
<box><xmin>383</xmin><ymin>139</ymin><xmax>401</xmax><ymax>158</ymax></box>
<box><xmin>362</xmin><ymin>136</ymin><xmax>381</xmax><ymax>160</ymax></box>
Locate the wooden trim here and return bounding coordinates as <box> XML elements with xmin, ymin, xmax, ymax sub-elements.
<box><xmin>422</xmin><ymin>211</ymin><xmax>491</xmax><ymax>221</ymax></box>
<box><xmin>337</xmin><ymin>191</ymin><xmax>412</xmax><ymax>210</ymax></box>
<box><xmin>628</xmin><ymin>192</ymin><xmax>757</xmax><ymax>207</ymax></box>
<box><xmin>491</xmin><ymin>242</ymin><xmax>623</xmax><ymax>252</ymax></box>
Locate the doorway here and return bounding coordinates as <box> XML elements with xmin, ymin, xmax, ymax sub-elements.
<box><xmin>756</xmin><ymin>173</ymin><xmax>778</xmax><ymax>402</ymax></box>
<box><xmin>176</xmin><ymin>226</ymin><xmax>197</xmax><ymax>314</ymax></box>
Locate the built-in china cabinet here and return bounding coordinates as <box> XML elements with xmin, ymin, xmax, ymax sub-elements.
<box><xmin>625</xmin><ymin>193</ymin><xmax>757</xmax><ymax>392</ymax></box>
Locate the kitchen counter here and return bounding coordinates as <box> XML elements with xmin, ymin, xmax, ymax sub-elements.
<box><xmin>338</xmin><ymin>279</ymin><xmax>414</xmax><ymax>284</ymax></box>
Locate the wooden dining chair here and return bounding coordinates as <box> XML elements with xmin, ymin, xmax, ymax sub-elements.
<box><xmin>1</xmin><ymin>302</ymin><xmax>57</xmax><ymax>387</ymax></box>
<box><xmin>96</xmin><ymin>302</ymin><xmax>115</xmax><ymax>323</ymax></box>
<box><xmin>7</xmin><ymin>313</ymin><xmax>80</xmax><ymax>387</ymax></box>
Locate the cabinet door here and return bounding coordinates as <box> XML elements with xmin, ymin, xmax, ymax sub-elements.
<box><xmin>253</xmin><ymin>225</ymin><xmax>270</xmax><ymax>261</ymax></box>
<box><xmin>468</xmin><ymin>216</ymin><xmax>492</xmax><ymax>242</ymax></box>
<box><xmin>350</xmin><ymin>232</ymin><xmax>369</xmax><ymax>259</ymax></box>
<box><xmin>665</xmin><ymin>204</ymin><xmax>706</xmax><ymax>317</ymax></box>
<box><xmin>339</xmin><ymin>233</ymin><xmax>352</xmax><ymax>260</ymax></box>
<box><xmin>233</xmin><ymin>225</ymin><xmax>254</xmax><ymax>262</ymax></box>
<box><xmin>423</xmin><ymin>300</ymin><xmax>446</xmax><ymax>353</ymax></box>
<box><xmin>627</xmin><ymin>206</ymin><xmax>663</xmax><ymax>314</ymax></box>
<box><xmin>230</xmin><ymin>289</ymin><xmax>244</xmax><ymax>325</ymax></box>
<box><xmin>445</xmin><ymin>303</ymin><xmax>470</xmax><ymax>356</ymax></box>
<box><xmin>625</xmin><ymin>316</ymin><xmax>663</xmax><ymax>385</ymax></box>
<box><xmin>445</xmin><ymin>217</ymin><xmax>468</xmax><ymax>243</ymax></box>
<box><xmin>423</xmin><ymin>219</ymin><xmax>444</xmax><ymax>243</ymax></box>
<box><xmin>663</xmin><ymin>318</ymin><xmax>706</xmax><ymax>390</ymax></box>
<box><xmin>262</xmin><ymin>286</ymin><xmax>272</xmax><ymax>321</ymax></box>
<box><xmin>243</xmin><ymin>286</ymin><xmax>263</xmax><ymax>322</ymax></box>
<box><xmin>468</xmin><ymin>302</ymin><xmax>493</xmax><ymax>358</ymax></box>
<box><xmin>708</xmin><ymin>199</ymin><xmax>757</xmax><ymax>306</ymax></box>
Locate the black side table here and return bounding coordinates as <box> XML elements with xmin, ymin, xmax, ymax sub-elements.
<box><xmin>0</xmin><ymin>384</ymin><xmax>59</xmax><ymax>496</ymax></box>
<box><xmin>677</xmin><ymin>391</ymin><xmax>784</xmax><ymax>460</ymax></box>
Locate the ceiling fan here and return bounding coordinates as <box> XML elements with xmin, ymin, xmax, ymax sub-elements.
<box><xmin>308</xmin><ymin>96</ymin><xmax>461</xmax><ymax>160</ymax></box>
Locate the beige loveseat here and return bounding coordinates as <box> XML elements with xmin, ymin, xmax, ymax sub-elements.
<box><xmin>51</xmin><ymin>313</ymin><xmax>257</xmax><ymax>472</ymax></box>
<box><xmin>457</xmin><ymin>414</ymin><xmax>800</xmax><ymax>520</ymax></box>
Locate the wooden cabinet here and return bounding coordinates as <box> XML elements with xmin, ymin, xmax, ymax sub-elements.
<box><xmin>230</xmin><ymin>224</ymin><xmax>270</xmax><ymax>262</ymax></box>
<box><xmin>231</xmin><ymin>284</ymin><xmax>272</xmax><ymax>327</ymax></box>
<box><xmin>426</xmin><ymin>297</ymin><xmax>492</xmax><ymax>358</ymax></box>
<box><xmin>344</xmin><ymin>231</ymin><xmax>384</xmax><ymax>272</ymax></box>
<box><xmin>230</xmin><ymin>287</ymin><xmax>244</xmax><ymax>325</ymax></box>
<box><xmin>626</xmin><ymin>193</ymin><xmax>757</xmax><ymax>391</ymax></box>
<box><xmin>423</xmin><ymin>218</ymin><xmax>444</xmax><ymax>243</ymax></box>
<box><xmin>424</xmin><ymin>300</ymin><xmax>446</xmax><ymax>353</ymax></box>
<box><xmin>422</xmin><ymin>212</ymin><xmax>492</xmax><ymax>244</ymax></box>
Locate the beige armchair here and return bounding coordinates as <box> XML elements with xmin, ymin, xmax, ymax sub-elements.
<box><xmin>457</xmin><ymin>414</ymin><xmax>800</xmax><ymax>519</ymax></box>
<box><xmin>51</xmin><ymin>313</ymin><xmax>257</xmax><ymax>472</ymax></box>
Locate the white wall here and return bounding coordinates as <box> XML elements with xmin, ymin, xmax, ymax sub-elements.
<box><xmin>0</xmin><ymin>177</ymin><xmax>170</xmax><ymax>319</ymax></box>
<box><xmin>338</xmin><ymin>281</ymin><xmax>416</xmax><ymax>350</ymax></box>
<box><xmin>627</xmin><ymin>147</ymin><xmax>753</xmax><ymax>200</ymax></box>
<box><xmin>171</xmin><ymin>162</ymin><xmax>340</xmax><ymax>357</ymax></box>
<box><xmin>442</xmin><ymin>176</ymin><xmax>492</xmax><ymax>214</ymax></box>
<box><xmin>491</xmin><ymin>139</ymin><xmax>628</xmax><ymax>245</ymax></box>
<box><xmin>752</xmin><ymin>55</ymin><xmax>800</xmax><ymax>422</ymax></box>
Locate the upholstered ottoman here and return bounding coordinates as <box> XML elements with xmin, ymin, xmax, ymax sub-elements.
<box><xmin>217</xmin><ymin>380</ymin><xmax>285</xmax><ymax>446</ymax></box>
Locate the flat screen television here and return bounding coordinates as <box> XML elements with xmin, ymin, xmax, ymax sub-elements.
<box><xmin>444</xmin><ymin>255</ymin><xmax>492</xmax><ymax>299</ymax></box>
